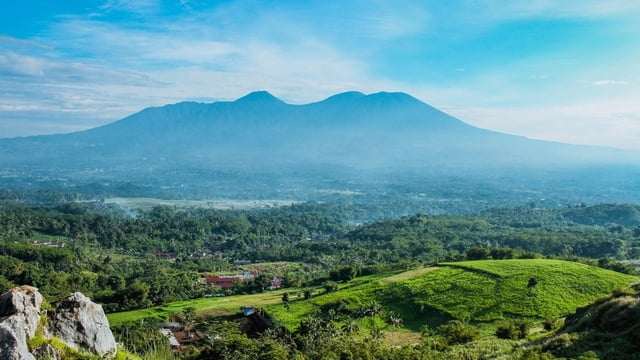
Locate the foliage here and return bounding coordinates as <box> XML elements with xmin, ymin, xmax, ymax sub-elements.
<box><xmin>438</xmin><ymin>320</ymin><xmax>480</xmax><ymax>344</ymax></box>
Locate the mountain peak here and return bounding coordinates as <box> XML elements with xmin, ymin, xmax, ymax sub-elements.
<box><xmin>366</xmin><ymin>91</ymin><xmax>420</xmax><ymax>103</ymax></box>
<box><xmin>235</xmin><ymin>90</ymin><xmax>283</xmax><ymax>104</ymax></box>
<box><xmin>319</xmin><ymin>91</ymin><xmax>366</xmax><ymax>104</ymax></box>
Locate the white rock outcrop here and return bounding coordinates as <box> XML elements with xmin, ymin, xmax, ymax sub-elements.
<box><xmin>0</xmin><ymin>287</ymin><xmax>117</xmax><ymax>359</ymax></box>
<box><xmin>0</xmin><ymin>286</ymin><xmax>43</xmax><ymax>360</ymax></box>
<box><xmin>49</xmin><ymin>292</ymin><xmax>117</xmax><ymax>357</ymax></box>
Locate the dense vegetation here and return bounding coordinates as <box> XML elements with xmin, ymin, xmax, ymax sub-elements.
<box><xmin>2</xmin><ymin>194</ymin><xmax>640</xmax><ymax>359</ymax></box>
<box><xmin>2</xmin><ymin>200</ymin><xmax>640</xmax><ymax>312</ymax></box>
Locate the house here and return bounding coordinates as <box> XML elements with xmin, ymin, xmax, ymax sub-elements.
<box><xmin>269</xmin><ymin>276</ymin><xmax>283</xmax><ymax>290</ymax></box>
<box><xmin>242</xmin><ymin>271</ymin><xmax>258</xmax><ymax>281</ymax></box>
<box><xmin>204</xmin><ymin>270</ymin><xmax>259</xmax><ymax>288</ymax></box>
<box><xmin>205</xmin><ymin>274</ymin><xmax>244</xmax><ymax>288</ymax></box>
<box><xmin>241</xmin><ymin>306</ymin><xmax>256</xmax><ymax>316</ymax></box>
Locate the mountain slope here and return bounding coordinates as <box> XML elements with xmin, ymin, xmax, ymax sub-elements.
<box><xmin>0</xmin><ymin>91</ymin><xmax>635</xmax><ymax>170</ymax></box>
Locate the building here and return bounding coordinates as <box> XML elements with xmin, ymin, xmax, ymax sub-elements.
<box><xmin>205</xmin><ymin>274</ymin><xmax>243</xmax><ymax>288</ymax></box>
<box><xmin>159</xmin><ymin>328</ymin><xmax>181</xmax><ymax>348</ymax></box>
<box><xmin>269</xmin><ymin>276</ymin><xmax>283</xmax><ymax>290</ymax></box>
<box><xmin>241</xmin><ymin>306</ymin><xmax>256</xmax><ymax>316</ymax></box>
<box><xmin>204</xmin><ymin>270</ymin><xmax>258</xmax><ymax>288</ymax></box>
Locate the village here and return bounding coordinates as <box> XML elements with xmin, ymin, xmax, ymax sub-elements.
<box><xmin>156</xmin><ymin>267</ymin><xmax>285</xmax><ymax>350</ymax></box>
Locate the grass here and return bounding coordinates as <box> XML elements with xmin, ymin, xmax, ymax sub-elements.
<box><xmin>434</xmin><ymin>259</ymin><xmax>638</xmax><ymax>320</ymax></box>
<box><xmin>108</xmin><ymin>288</ymin><xmax>292</xmax><ymax>326</ymax></box>
<box><xmin>108</xmin><ymin>259</ymin><xmax>637</xmax><ymax>346</ymax></box>
<box><xmin>266</xmin><ymin>259</ymin><xmax>637</xmax><ymax>341</ymax></box>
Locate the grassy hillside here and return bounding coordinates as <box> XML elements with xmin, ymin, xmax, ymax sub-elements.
<box><xmin>267</xmin><ymin>260</ymin><xmax>637</xmax><ymax>336</ymax></box>
<box><xmin>108</xmin><ymin>259</ymin><xmax>636</xmax><ymax>343</ymax></box>
<box><xmin>406</xmin><ymin>260</ymin><xmax>636</xmax><ymax>321</ymax></box>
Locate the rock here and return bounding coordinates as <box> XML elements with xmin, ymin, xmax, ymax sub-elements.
<box><xmin>49</xmin><ymin>292</ymin><xmax>117</xmax><ymax>357</ymax></box>
<box><xmin>0</xmin><ymin>285</ymin><xmax>44</xmax><ymax>338</ymax></box>
<box><xmin>0</xmin><ymin>286</ymin><xmax>44</xmax><ymax>360</ymax></box>
<box><xmin>32</xmin><ymin>344</ymin><xmax>61</xmax><ymax>360</ymax></box>
<box><xmin>0</xmin><ymin>325</ymin><xmax>35</xmax><ymax>360</ymax></box>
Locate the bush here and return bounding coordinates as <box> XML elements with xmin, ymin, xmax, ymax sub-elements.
<box><xmin>329</xmin><ymin>266</ymin><xmax>357</xmax><ymax>282</ymax></box>
<box><xmin>323</xmin><ymin>281</ymin><xmax>338</xmax><ymax>293</ymax></box>
<box><xmin>303</xmin><ymin>289</ymin><xmax>312</xmax><ymax>300</ymax></box>
<box><xmin>466</xmin><ymin>247</ymin><xmax>490</xmax><ymax>260</ymax></box>
<box><xmin>438</xmin><ymin>320</ymin><xmax>479</xmax><ymax>344</ymax></box>
<box><xmin>496</xmin><ymin>320</ymin><xmax>529</xmax><ymax>339</ymax></box>
<box><xmin>519</xmin><ymin>349</ymin><xmax>556</xmax><ymax>360</ymax></box>
<box><xmin>543</xmin><ymin>318</ymin><xmax>557</xmax><ymax>331</ymax></box>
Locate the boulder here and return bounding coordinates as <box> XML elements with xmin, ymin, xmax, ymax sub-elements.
<box><xmin>0</xmin><ymin>325</ymin><xmax>35</xmax><ymax>360</ymax></box>
<box><xmin>0</xmin><ymin>285</ymin><xmax>44</xmax><ymax>338</ymax></box>
<box><xmin>49</xmin><ymin>292</ymin><xmax>117</xmax><ymax>357</ymax></box>
<box><xmin>0</xmin><ymin>286</ymin><xmax>43</xmax><ymax>360</ymax></box>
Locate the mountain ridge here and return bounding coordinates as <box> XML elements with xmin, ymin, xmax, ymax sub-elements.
<box><xmin>0</xmin><ymin>90</ymin><xmax>637</xmax><ymax>198</ymax></box>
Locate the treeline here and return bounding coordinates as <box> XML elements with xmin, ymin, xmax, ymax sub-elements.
<box><xmin>0</xmin><ymin>202</ymin><xmax>350</xmax><ymax>256</ymax></box>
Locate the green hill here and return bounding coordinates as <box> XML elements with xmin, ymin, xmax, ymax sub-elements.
<box><xmin>107</xmin><ymin>259</ymin><xmax>637</xmax><ymax>346</ymax></box>
<box><xmin>267</xmin><ymin>260</ymin><xmax>637</xmax><ymax>336</ymax></box>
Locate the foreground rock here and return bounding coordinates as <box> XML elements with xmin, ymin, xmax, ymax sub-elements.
<box><xmin>0</xmin><ymin>286</ymin><xmax>43</xmax><ymax>360</ymax></box>
<box><xmin>0</xmin><ymin>286</ymin><xmax>117</xmax><ymax>359</ymax></box>
<box><xmin>49</xmin><ymin>292</ymin><xmax>117</xmax><ymax>357</ymax></box>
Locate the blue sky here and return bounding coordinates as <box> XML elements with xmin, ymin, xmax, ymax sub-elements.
<box><xmin>1</xmin><ymin>0</ymin><xmax>639</xmax><ymax>149</ymax></box>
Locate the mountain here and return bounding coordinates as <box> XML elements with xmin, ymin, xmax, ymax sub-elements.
<box><xmin>1</xmin><ymin>90</ymin><xmax>635</xmax><ymax>169</ymax></box>
<box><xmin>0</xmin><ymin>90</ymin><xmax>638</xmax><ymax>205</ymax></box>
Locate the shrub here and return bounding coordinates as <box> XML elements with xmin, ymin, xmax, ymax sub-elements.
<box><xmin>496</xmin><ymin>320</ymin><xmax>529</xmax><ymax>339</ymax></box>
<box><xmin>543</xmin><ymin>319</ymin><xmax>556</xmax><ymax>331</ymax></box>
<box><xmin>323</xmin><ymin>281</ymin><xmax>338</xmax><ymax>293</ymax></box>
<box><xmin>466</xmin><ymin>247</ymin><xmax>490</xmax><ymax>260</ymax></box>
<box><xmin>303</xmin><ymin>289</ymin><xmax>312</xmax><ymax>300</ymax></box>
<box><xmin>438</xmin><ymin>320</ymin><xmax>479</xmax><ymax>344</ymax></box>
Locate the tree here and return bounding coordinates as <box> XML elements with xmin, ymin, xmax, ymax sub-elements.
<box><xmin>281</xmin><ymin>292</ymin><xmax>290</xmax><ymax>309</ymax></box>
<box><xmin>438</xmin><ymin>320</ymin><xmax>479</xmax><ymax>344</ymax></box>
<box><xmin>179</xmin><ymin>307</ymin><xmax>197</xmax><ymax>339</ymax></box>
<box><xmin>466</xmin><ymin>246</ymin><xmax>490</xmax><ymax>260</ymax></box>
<box><xmin>329</xmin><ymin>266</ymin><xmax>357</xmax><ymax>282</ymax></box>
<box><xmin>303</xmin><ymin>289</ymin><xmax>312</xmax><ymax>300</ymax></box>
<box><xmin>490</xmin><ymin>248</ymin><xmax>514</xmax><ymax>260</ymax></box>
<box><xmin>495</xmin><ymin>320</ymin><xmax>529</xmax><ymax>339</ymax></box>
<box><xmin>323</xmin><ymin>281</ymin><xmax>338</xmax><ymax>293</ymax></box>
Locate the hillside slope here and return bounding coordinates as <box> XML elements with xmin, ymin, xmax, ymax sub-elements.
<box><xmin>267</xmin><ymin>260</ymin><xmax>637</xmax><ymax>334</ymax></box>
<box><xmin>540</xmin><ymin>286</ymin><xmax>640</xmax><ymax>359</ymax></box>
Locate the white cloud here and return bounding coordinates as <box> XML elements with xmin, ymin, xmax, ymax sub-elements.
<box><xmin>592</xmin><ymin>80</ymin><xmax>629</xmax><ymax>86</ymax></box>
<box><xmin>99</xmin><ymin>0</ymin><xmax>160</xmax><ymax>14</ymax></box>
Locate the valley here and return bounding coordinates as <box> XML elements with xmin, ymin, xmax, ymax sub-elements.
<box><xmin>4</xmin><ymin>2</ymin><xmax>640</xmax><ymax>359</ymax></box>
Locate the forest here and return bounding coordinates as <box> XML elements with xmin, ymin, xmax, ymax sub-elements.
<box><xmin>2</xmin><ymin>198</ymin><xmax>639</xmax><ymax>311</ymax></box>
